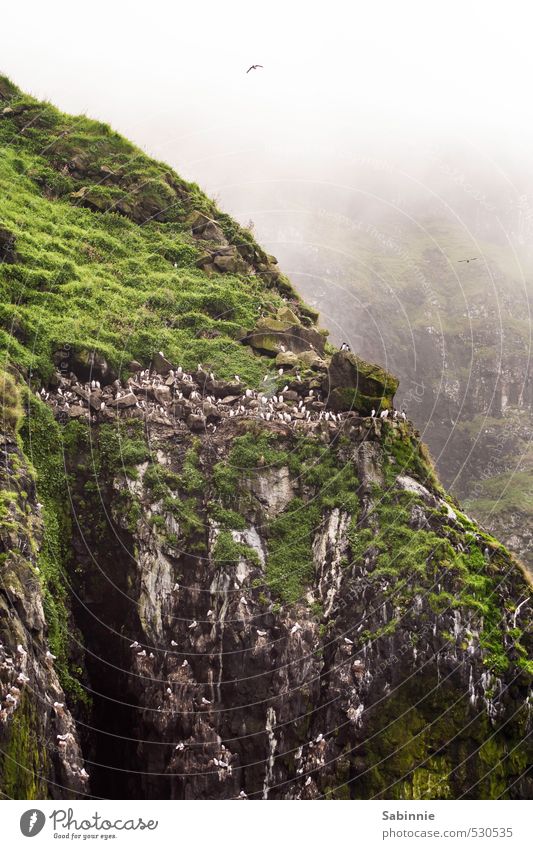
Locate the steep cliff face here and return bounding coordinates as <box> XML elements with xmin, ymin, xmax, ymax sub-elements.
<box><xmin>69</xmin><ymin>409</ymin><xmax>530</xmax><ymax>801</ymax></box>
<box><xmin>0</xmin><ymin>79</ymin><xmax>532</xmax><ymax>800</ymax></box>
<box><xmin>0</xmin><ymin>431</ymin><xmax>87</xmax><ymax>798</ymax></box>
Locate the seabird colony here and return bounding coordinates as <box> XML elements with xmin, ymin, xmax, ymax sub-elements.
<box><xmin>38</xmin><ymin>360</ymin><xmax>405</xmax><ymax>433</ymax></box>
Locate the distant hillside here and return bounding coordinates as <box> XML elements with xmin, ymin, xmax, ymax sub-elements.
<box><xmin>243</xmin><ymin>199</ymin><xmax>533</xmax><ymax>573</ymax></box>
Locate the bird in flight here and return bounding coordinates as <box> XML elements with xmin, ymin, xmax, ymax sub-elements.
<box><xmin>458</xmin><ymin>257</ymin><xmax>478</xmax><ymax>263</ymax></box>
<box><xmin>246</xmin><ymin>64</ymin><xmax>264</xmax><ymax>73</ymax></box>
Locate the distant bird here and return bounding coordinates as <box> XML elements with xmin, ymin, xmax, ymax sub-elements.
<box><xmin>340</xmin><ymin>342</ymin><xmax>351</xmax><ymax>351</ymax></box>
<box><xmin>458</xmin><ymin>257</ymin><xmax>478</xmax><ymax>263</ymax></box>
<box><xmin>246</xmin><ymin>64</ymin><xmax>264</xmax><ymax>73</ymax></box>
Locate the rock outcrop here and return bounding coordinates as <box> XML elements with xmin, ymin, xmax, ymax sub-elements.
<box><xmin>327</xmin><ymin>351</ymin><xmax>399</xmax><ymax>414</ymax></box>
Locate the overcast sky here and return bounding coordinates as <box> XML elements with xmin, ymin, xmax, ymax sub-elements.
<box><xmin>3</xmin><ymin>1</ymin><xmax>533</xmax><ymax>184</ymax></box>
<box><xmin>3</xmin><ymin>0</ymin><xmax>533</xmax><ymax>308</ymax></box>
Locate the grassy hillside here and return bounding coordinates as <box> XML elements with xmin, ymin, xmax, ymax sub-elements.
<box><xmin>0</xmin><ymin>75</ymin><xmax>312</xmax><ymax>386</ymax></box>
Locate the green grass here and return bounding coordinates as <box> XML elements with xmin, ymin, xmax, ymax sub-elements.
<box><xmin>0</xmin><ymin>75</ymin><xmax>306</xmax><ymax>386</ymax></box>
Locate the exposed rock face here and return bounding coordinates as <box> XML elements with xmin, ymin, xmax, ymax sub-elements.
<box><xmin>0</xmin><ymin>435</ymin><xmax>88</xmax><ymax>799</ymax></box>
<box><xmin>0</xmin><ymin>228</ymin><xmax>17</xmax><ymax>263</ymax></box>
<box><xmin>62</xmin><ymin>416</ymin><xmax>531</xmax><ymax>800</ymax></box>
<box><xmin>246</xmin><ymin>311</ymin><xmax>326</xmax><ymax>358</ymax></box>
<box><xmin>327</xmin><ymin>351</ymin><xmax>399</xmax><ymax>414</ymax></box>
<box><xmin>2</xmin><ymin>393</ymin><xmax>530</xmax><ymax>800</ymax></box>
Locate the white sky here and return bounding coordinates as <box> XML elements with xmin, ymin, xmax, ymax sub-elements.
<box><xmin>3</xmin><ymin>0</ymin><xmax>533</xmax><ymax>181</ymax></box>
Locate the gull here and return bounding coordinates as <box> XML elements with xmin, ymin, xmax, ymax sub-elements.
<box><xmin>291</xmin><ymin>623</ymin><xmax>302</xmax><ymax>635</ymax></box>
<box><xmin>201</xmin><ymin>696</ymin><xmax>212</xmax><ymax>705</ymax></box>
<box><xmin>137</xmin><ymin>649</ymin><xmax>146</xmax><ymax>657</ymax></box>
<box><xmin>173</xmin><ymin>582</ymin><xmax>180</xmax><ymax>591</ymax></box>
<box><xmin>344</xmin><ymin>637</ymin><xmax>353</xmax><ymax>645</ymax></box>
<box><xmin>175</xmin><ymin>742</ymin><xmax>185</xmax><ymax>751</ymax></box>
<box><xmin>53</xmin><ymin>701</ymin><xmax>64</xmax><ymax>709</ymax></box>
<box><xmin>130</xmin><ymin>641</ymin><xmax>140</xmax><ymax>649</ymax></box>
<box><xmin>239</xmin><ymin>790</ymin><xmax>247</xmax><ymax>799</ymax></box>
<box><xmin>188</xmin><ymin>620</ymin><xmax>198</xmax><ymax>629</ymax></box>
<box><xmin>458</xmin><ymin>257</ymin><xmax>478</xmax><ymax>263</ymax></box>
<box><xmin>171</xmin><ymin>639</ymin><xmax>178</xmax><ymax>647</ymax></box>
<box><xmin>246</xmin><ymin>64</ymin><xmax>264</xmax><ymax>73</ymax></box>
<box><xmin>166</xmin><ymin>687</ymin><xmax>172</xmax><ymax>695</ymax></box>
<box><xmin>371</xmin><ymin>408</ymin><xmax>376</xmax><ymax>417</ymax></box>
<box><xmin>380</xmin><ymin>409</ymin><xmax>389</xmax><ymax>419</ymax></box>
<box><xmin>181</xmin><ymin>659</ymin><xmax>189</xmax><ymax>667</ymax></box>
<box><xmin>80</xmin><ymin>768</ymin><xmax>89</xmax><ymax>780</ymax></box>
<box><xmin>305</xmin><ymin>776</ymin><xmax>312</xmax><ymax>786</ymax></box>
<box><xmin>278</xmin><ymin>368</ymin><xmax>284</xmax><ymax>375</ymax></box>
<box><xmin>57</xmin><ymin>733</ymin><xmax>69</xmax><ymax>741</ymax></box>
<box><xmin>46</xmin><ymin>650</ymin><xmax>57</xmax><ymax>660</ymax></box>
<box><xmin>16</xmin><ymin>644</ymin><xmax>26</xmax><ymax>654</ymax></box>
<box><xmin>207</xmin><ymin>609</ymin><xmax>214</xmax><ymax>617</ymax></box>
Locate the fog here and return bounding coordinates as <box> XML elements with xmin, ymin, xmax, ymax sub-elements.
<box><xmin>3</xmin><ymin>0</ymin><xmax>533</xmax><ymax>327</ymax></box>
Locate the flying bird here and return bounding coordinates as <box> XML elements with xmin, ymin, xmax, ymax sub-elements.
<box><xmin>246</xmin><ymin>64</ymin><xmax>264</xmax><ymax>73</ymax></box>
<box><xmin>458</xmin><ymin>257</ymin><xmax>478</xmax><ymax>263</ymax></box>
